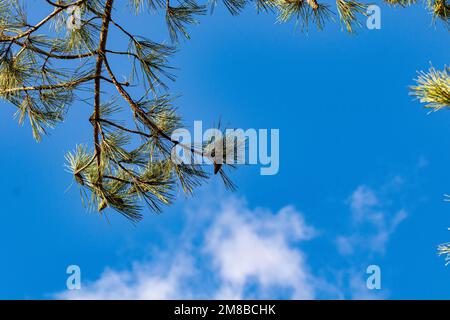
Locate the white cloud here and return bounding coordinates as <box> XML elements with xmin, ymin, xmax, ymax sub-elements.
<box><xmin>56</xmin><ymin>197</ymin><xmax>317</xmax><ymax>300</ymax></box>
<box><xmin>56</xmin><ymin>182</ymin><xmax>407</xmax><ymax>300</ymax></box>
<box><xmin>336</xmin><ymin>185</ymin><xmax>408</xmax><ymax>256</ymax></box>
<box><xmin>58</xmin><ymin>254</ymin><xmax>194</xmax><ymax>300</ymax></box>
<box><xmin>335</xmin><ymin>235</ymin><xmax>356</xmax><ymax>256</ymax></box>
<box><xmin>350</xmin><ymin>186</ymin><xmax>379</xmax><ymax>220</ymax></box>
<box><xmin>205</xmin><ymin>200</ymin><xmax>316</xmax><ymax>299</ymax></box>
<box><xmin>332</xmin><ymin>183</ymin><xmax>408</xmax><ymax>299</ymax></box>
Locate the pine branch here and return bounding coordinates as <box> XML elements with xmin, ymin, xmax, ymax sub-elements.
<box><xmin>92</xmin><ymin>0</ymin><xmax>114</xmax><ymax>187</ymax></box>
<box><xmin>2</xmin><ymin>0</ymin><xmax>448</xmax><ymax>221</ymax></box>
<box><xmin>3</xmin><ymin>0</ymin><xmax>88</xmax><ymax>41</ymax></box>
<box><xmin>411</xmin><ymin>66</ymin><xmax>450</xmax><ymax>111</ymax></box>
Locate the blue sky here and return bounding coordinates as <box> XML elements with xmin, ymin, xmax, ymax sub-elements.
<box><xmin>0</xmin><ymin>0</ymin><xmax>449</xmax><ymax>299</ymax></box>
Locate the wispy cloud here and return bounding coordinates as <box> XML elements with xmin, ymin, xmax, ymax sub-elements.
<box><xmin>56</xmin><ymin>179</ymin><xmax>408</xmax><ymax>300</ymax></box>
<box><xmin>56</xmin><ymin>197</ymin><xmax>317</xmax><ymax>300</ymax></box>
<box><xmin>58</xmin><ymin>254</ymin><xmax>195</xmax><ymax>300</ymax></box>
<box><xmin>336</xmin><ymin>185</ymin><xmax>407</xmax><ymax>256</ymax></box>
<box><xmin>205</xmin><ymin>200</ymin><xmax>316</xmax><ymax>299</ymax></box>
<box><xmin>333</xmin><ymin>182</ymin><xmax>408</xmax><ymax>299</ymax></box>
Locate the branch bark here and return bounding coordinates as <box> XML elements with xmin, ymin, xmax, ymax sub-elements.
<box><xmin>92</xmin><ymin>0</ymin><xmax>114</xmax><ymax>184</ymax></box>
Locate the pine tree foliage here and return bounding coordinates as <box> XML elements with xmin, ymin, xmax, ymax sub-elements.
<box><xmin>438</xmin><ymin>241</ymin><xmax>450</xmax><ymax>265</ymax></box>
<box><xmin>0</xmin><ymin>0</ymin><xmax>449</xmax><ymax>221</ymax></box>
<box><xmin>384</xmin><ymin>0</ymin><xmax>417</xmax><ymax>6</ymax></box>
<box><xmin>409</xmin><ymin>1</ymin><xmax>450</xmax><ymax>263</ymax></box>
<box><xmin>411</xmin><ymin>66</ymin><xmax>450</xmax><ymax>111</ymax></box>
